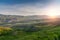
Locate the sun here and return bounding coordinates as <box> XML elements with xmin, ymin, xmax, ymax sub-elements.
<box><xmin>46</xmin><ymin>7</ymin><xmax>59</xmax><ymax>18</ymax></box>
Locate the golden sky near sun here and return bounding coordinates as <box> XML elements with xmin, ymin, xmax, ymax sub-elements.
<box><xmin>42</xmin><ymin>3</ymin><xmax>60</xmax><ymax>17</ymax></box>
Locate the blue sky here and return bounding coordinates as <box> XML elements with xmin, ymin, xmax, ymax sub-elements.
<box><xmin>0</xmin><ymin>0</ymin><xmax>50</xmax><ymax>4</ymax></box>
<box><xmin>0</xmin><ymin>0</ymin><xmax>59</xmax><ymax>15</ymax></box>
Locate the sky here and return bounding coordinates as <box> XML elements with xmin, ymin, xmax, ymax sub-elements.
<box><xmin>0</xmin><ymin>0</ymin><xmax>60</xmax><ymax>16</ymax></box>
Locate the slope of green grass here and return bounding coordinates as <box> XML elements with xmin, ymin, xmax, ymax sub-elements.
<box><xmin>0</xmin><ymin>25</ymin><xmax>60</xmax><ymax>40</ymax></box>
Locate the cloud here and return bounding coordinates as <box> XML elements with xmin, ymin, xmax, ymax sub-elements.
<box><xmin>0</xmin><ymin>0</ymin><xmax>56</xmax><ymax>16</ymax></box>
<box><xmin>0</xmin><ymin>1</ymin><xmax>50</xmax><ymax>16</ymax></box>
<box><xmin>0</xmin><ymin>4</ymin><xmax>41</xmax><ymax>15</ymax></box>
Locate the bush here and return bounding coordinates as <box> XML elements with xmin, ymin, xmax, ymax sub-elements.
<box><xmin>0</xmin><ymin>27</ymin><xmax>13</xmax><ymax>35</ymax></box>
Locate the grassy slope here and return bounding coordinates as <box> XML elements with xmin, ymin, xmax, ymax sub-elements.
<box><xmin>0</xmin><ymin>25</ymin><xmax>60</xmax><ymax>40</ymax></box>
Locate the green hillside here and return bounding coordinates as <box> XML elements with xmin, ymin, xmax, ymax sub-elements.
<box><xmin>0</xmin><ymin>24</ymin><xmax>59</xmax><ymax>40</ymax></box>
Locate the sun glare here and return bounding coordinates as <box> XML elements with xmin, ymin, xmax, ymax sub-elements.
<box><xmin>47</xmin><ymin>7</ymin><xmax>59</xmax><ymax>18</ymax></box>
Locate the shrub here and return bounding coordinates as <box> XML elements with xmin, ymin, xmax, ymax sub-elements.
<box><xmin>0</xmin><ymin>27</ymin><xmax>13</xmax><ymax>35</ymax></box>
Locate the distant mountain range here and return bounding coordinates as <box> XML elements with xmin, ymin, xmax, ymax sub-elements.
<box><xmin>0</xmin><ymin>14</ymin><xmax>60</xmax><ymax>26</ymax></box>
